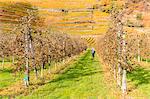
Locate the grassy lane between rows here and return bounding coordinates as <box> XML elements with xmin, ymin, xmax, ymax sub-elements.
<box><xmin>127</xmin><ymin>61</ymin><xmax>150</xmax><ymax>98</ymax></box>
<box><xmin>18</xmin><ymin>50</ymin><xmax>114</xmax><ymax>99</ymax></box>
<box><xmin>0</xmin><ymin>62</ymin><xmax>23</xmax><ymax>89</ymax></box>
<box><xmin>0</xmin><ymin>51</ymin><xmax>86</xmax><ymax>98</ymax></box>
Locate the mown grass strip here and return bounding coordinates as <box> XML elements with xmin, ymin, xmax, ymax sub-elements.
<box><xmin>127</xmin><ymin>66</ymin><xmax>150</xmax><ymax>98</ymax></box>
<box><xmin>19</xmin><ymin>50</ymin><xmax>113</xmax><ymax>99</ymax></box>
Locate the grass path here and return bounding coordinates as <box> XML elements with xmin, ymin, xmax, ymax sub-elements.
<box><xmin>127</xmin><ymin>62</ymin><xmax>150</xmax><ymax>98</ymax></box>
<box><xmin>18</xmin><ymin>50</ymin><xmax>112</xmax><ymax>99</ymax></box>
<box><xmin>0</xmin><ymin>68</ymin><xmax>14</xmax><ymax>88</ymax></box>
<box><xmin>0</xmin><ymin>62</ymin><xmax>23</xmax><ymax>89</ymax></box>
<box><xmin>0</xmin><ymin>52</ymin><xmax>82</xmax><ymax>97</ymax></box>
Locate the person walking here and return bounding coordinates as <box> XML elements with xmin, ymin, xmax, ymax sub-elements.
<box><xmin>91</xmin><ymin>47</ymin><xmax>95</xmax><ymax>59</ymax></box>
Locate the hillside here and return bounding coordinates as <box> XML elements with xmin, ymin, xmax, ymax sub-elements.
<box><xmin>0</xmin><ymin>0</ymin><xmax>112</xmax><ymax>35</ymax></box>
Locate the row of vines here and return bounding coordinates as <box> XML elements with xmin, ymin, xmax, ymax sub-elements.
<box><xmin>0</xmin><ymin>2</ymin><xmax>87</xmax><ymax>86</ymax></box>
<box><xmin>96</xmin><ymin>0</ymin><xmax>150</xmax><ymax>96</ymax></box>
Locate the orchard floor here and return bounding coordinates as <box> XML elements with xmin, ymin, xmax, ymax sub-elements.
<box><xmin>1</xmin><ymin>50</ymin><xmax>149</xmax><ymax>99</ymax></box>
<box><xmin>127</xmin><ymin>61</ymin><xmax>150</xmax><ymax>98</ymax></box>
<box><xmin>17</xmin><ymin>50</ymin><xmax>115</xmax><ymax>99</ymax></box>
<box><xmin>0</xmin><ymin>62</ymin><xmax>23</xmax><ymax>89</ymax></box>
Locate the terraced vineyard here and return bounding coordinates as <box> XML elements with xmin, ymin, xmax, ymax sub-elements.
<box><xmin>0</xmin><ymin>0</ymin><xmax>110</xmax><ymax>35</ymax></box>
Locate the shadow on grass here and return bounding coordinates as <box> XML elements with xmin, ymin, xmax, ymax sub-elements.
<box><xmin>49</xmin><ymin>50</ymin><xmax>102</xmax><ymax>83</ymax></box>
<box><xmin>127</xmin><ymin>67</ymin><xmax>150</xmax><ymax>88</ymax></box>
<box><xmin>0</xmin><ymin>68</ymin><xmax>13</xmax><ymax>73</ymax></box>
<box><xmin>21</xmin><ymin>50</ymin><xmax>105</xmax><ymax>98</ymax></box>
<box><xmin>141</xmin><ymin>58</ymin><xmax>150</xmax><ymax>63</ymax></box>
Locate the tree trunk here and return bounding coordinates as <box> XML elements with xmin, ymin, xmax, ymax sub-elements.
<box><xmin>121</xmin><ymin>24</ymin><xmax>127</xmax><ymax>95</ymax></box>
<box><xmin>12</xmin><ymin>56</ymin><xmax>15</xmax><ymax>64</ymax></box>
<box><xmin>29</xmin><ymin>34</ymin><xmax>38</xmax><ymax>80</ymax></box>
<box><xmin>122</xmin><ymin>69</ymin><xmax>127</xmax><ymax>95</ymax></box>
<box><xmin>2</xmin><ymin>57</ymin><xmax>4</xmax><ymax>69</ymax></box>
<box><xmin>117</xmin><ymin>22</ymin><xmax>122</xmax><ymax>88</ymax></box>
<box><xmin>40</xmin><ymin>50</ymin><xmax>45</xmax><ymax>78</ymax></box>
<box><xmin>113</xmin><ymin>65</ymin><xmax>117</xmax><ymax>80</ymax></box>
<box><xmin>41</xmin><ymin>63</ymin><xmax>44</xmax><ymax>78</ymax></box>
<box><xmin>146</xmin><ymin>58</ymin><xmax>148</xmax><ymax>64</ymax></box>
<box><xmin>24</xmin><ymin>24</ymin><xmax>30</xmax><ymax>86</ymax></box>
<box><xmin>117</xmin><ymin>65</ymin><xmax>122</xmax><ymax>87</ymax></box>
<box><xmin>40</xmin><ymin>50</ymin><xmax>44</xmax><ymax>78</ymax></box>
<box><xmin>138</xmin><ymin>39</ymin><xmax>140</xmax><ymax>62</ymax></box>
<box><xmin>63</xmin><ymin>41</ymin><xmax>65</xmax><ymax>63</ymax></box>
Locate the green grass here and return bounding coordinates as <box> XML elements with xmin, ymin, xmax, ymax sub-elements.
<box><xmin>0</xmin><ymin>69</ymin><xmax>23</xmax><ymax>89</ymax></box>
<box><xmin>17</xmin><ymin>50</ymin><xmax>113</xmax><ymax>99</ymax></box>
<box><xmin>141</xmin><ymin>58</ymin><xmax>150</xmax><ymax>63</ymax></box>
<box><xmin>0</xmin><ymin>62</ymin><xmax>15</xmax><ymax>88</ymax></box>
<box><xmin>0</xmin><ymin>62</ymin><xmax>23</xmax><ymax>89</ymax></box>
<box><xmin>127</xmin><ymin>66</ymin><xmax>150</xmax><ymax>98</ymax></box>
<box><xmin>0</xmin><ymin>68</ymin><xmax>14</xmax><ymax>88</ymax></box>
